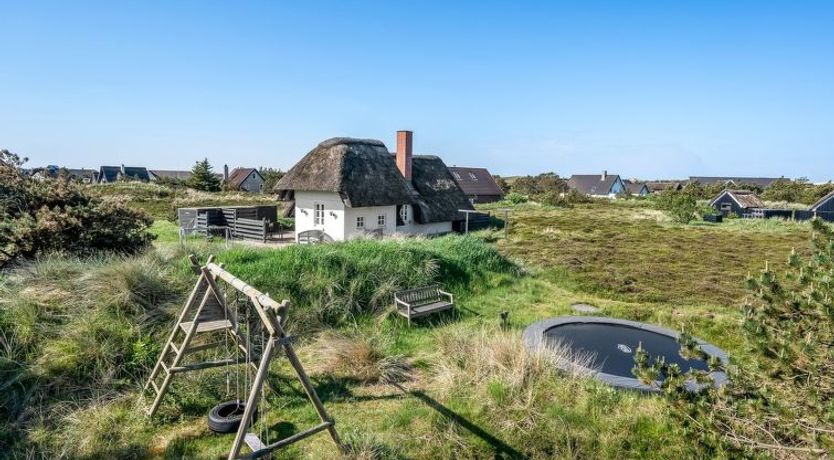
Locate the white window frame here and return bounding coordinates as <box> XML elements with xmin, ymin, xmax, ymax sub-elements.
<box><xmin>399</xmin><ymin>205</ymin><xmax>408</xmax><ymax>224</ymax></box>
<box><xmin>468</xmin><ymin>172</ymin><xmax>478</xmax><ymax>181</ymax></box>
<box><xmin>377</xmin><ymin>214</ymin><xmax>386</xmax><ymax>228</ymax></box>
<box><xmin>452</xmin><ymin>172</ymin><xmax>462</xmax><ymax>180</ymax></box>
<box><xmin>314</xmin><ymin>203</ymin><xmax>325</xmax><ymax>226</ymax></box>
<box><xmin>356</xmin><ymin>216</ymin><xmax>364</xmax><ymax>229</ymax></box>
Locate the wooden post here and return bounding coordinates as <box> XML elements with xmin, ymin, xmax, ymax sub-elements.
<box><xmin>228</xmin><ymin>333</ymin><xmax>277</xmax><ymax>460</ymax></box>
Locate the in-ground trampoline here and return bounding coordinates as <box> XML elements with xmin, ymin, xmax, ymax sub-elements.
<box><xmin>523</xmin><ymin>316</ymin><xmax>728</xmax><ymax>392</ymax></box>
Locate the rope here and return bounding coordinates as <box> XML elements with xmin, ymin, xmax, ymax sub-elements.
<box><xmin>223</xmin><ymin>280</ymin><xmax>230</xmax><ymax>397</ymax></box>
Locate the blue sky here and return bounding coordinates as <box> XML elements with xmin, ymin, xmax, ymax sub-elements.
<box><xmin>2</xmin><ymin>1</ymin><xmax>833</xmax><ymax>180</ymax></box>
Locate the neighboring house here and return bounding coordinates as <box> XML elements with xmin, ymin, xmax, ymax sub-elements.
<box><xmin>98</xmin><ymin>165</ymin><xmax>151</xmax><ymax>183</ymax></box>
<box><xmin>645</xmin><ymin>181</ymin><xmax>683</xmax><ymax>194</ymax></box>
<box><xmin>275</xmin><ymin>131</ymin><xmax>473</xmax><ymax>242</ymax></box>
<box><xmin>690</xmin><ymin>176</ymin><xmax>781</xmax><ymax>189</ymax></box>
<box><xmin>226</xmin><ymin>167</ymin><xmax>265</xmax><ymax>193</ymax></box>
<box><xmin>448</xmin><ymin>166</ymin><xmax>504</xmax><ymax>203</ymax></box>
<box><xmin>29</xmin><ymin>166</ymin><xmax>98</xmax><ymax>183</ymax></box>
<box><xmin>710</xmin><ymin>189</ymin><xmax>765</xmax><ymax>216</ymax></box>
<box><xmin>810</xmin><ymin>190</ymin><xmax>834</xmax><ymax>214</ymax></box>
<box><xmin>149</xmin><ymin>170</ymin><xmax>192</xmax><ymax>181</ymax></box>
<box><xmin>623</xmin><ymin>180</ymin><xmax>650</xmax><ymax>197</ymax></box>
<box><xmin>567</xmin><ymin>171</ymin><xmax>626</xmax><ymax>197</ymax></box>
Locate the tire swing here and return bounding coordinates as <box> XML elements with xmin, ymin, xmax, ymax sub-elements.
<box><xmin>142</xmin><ymin>255</ymin><xmax>344</xmax><ymax>459</ymax></box>
<box><xmin>208</xmin><ymin>287</ymin><xmax>257</xmax><ymax>434</ymax></box>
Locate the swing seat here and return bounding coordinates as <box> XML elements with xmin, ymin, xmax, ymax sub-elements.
<box><xmin>179</xmin><ymin>319</ymin><xmax>233</xmax><ymax>333</ymax></box>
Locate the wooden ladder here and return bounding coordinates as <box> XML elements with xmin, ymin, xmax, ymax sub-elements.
<box><xmin>143</xmin><ymin>257</ymin><xmax>236</xmax><ymax>417</ymax></box>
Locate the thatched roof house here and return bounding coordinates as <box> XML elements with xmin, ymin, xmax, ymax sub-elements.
<box><xmin>276</xmin><ymin>132</ymin><xmax>473</xmax><ymax>241</ymax></box>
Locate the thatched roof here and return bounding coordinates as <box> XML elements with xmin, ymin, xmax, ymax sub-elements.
<box><xmin>410</xmin><ymin>156</ymin><xmax>474</xmax><ymax>223</ymax></box>
<box><xmin>276</xmin><ymin>138</ymin><xmax>414</xmax><ymax>208</ymax></box>
<box><xmin>275</xmin><ymin>137</ymin><xmax>473</xmax><ymax>223</ymax></box>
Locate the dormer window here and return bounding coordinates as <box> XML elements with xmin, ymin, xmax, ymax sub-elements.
<box><xmin>452</xmin><ymin>172</ymin><xmax>462</xmax><ymax>180</ymax></box>
<box><xmin>468</xmin><ymin>172</ymin><xmax>478</xmax><ymax>181</ymax></box>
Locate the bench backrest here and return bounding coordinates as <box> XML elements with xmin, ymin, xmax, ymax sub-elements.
<box><xmin>396</xmin><ymin>285</ymin><xmax>443</xmax><ymax>305</ymax></box>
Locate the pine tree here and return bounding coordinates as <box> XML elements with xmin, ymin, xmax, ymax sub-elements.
<box><xmin>633</xmin><ymin>218</ymin><xmax>834</xmax><ymax>456</ymax></box>
<box><xmin>187</xmin><ymin>158</ymin><xmax>221</xmax><ymax>192</ymax></box>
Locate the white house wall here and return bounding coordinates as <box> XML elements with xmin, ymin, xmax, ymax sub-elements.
<box><xmin>397</xmin><ymin>220</ymin><xmax>453</xmax><ymax>235</ymax></box>
<box><xmin>344</xmin><ymin>205</ymin><xmax>397</xmax><ymax>239</ymax></box>
<box><xmin>294</xmin><ymin>191</ymin><xmax>346</xmax><ymax>241</ymax></box>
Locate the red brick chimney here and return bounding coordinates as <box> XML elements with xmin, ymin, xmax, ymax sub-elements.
<box><xmin>396</xmin><ymin>130</ymin><xmax>413</xmax><ymax>180</ymax></box>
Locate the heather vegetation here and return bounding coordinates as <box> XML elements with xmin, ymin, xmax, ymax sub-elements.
<box><xmin>0</xmin><ymin>149</ymin><xmax>153</xmax><ymax>268</ymax></box>
<box><xmin>2</xmin><ymin>172</ymin><xmax>831</xmax><ymax>458</ymax></box>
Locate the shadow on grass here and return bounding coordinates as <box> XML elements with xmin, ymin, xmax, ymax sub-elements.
<box><xmin>394</xmin><ymin>384</ymin><xmax>527</xmax><ymax>459</ymax></box>
<box><xmin>266</xmin><ymin>374</ymin><xmax>406</xmax><ymax>407</ymax></box>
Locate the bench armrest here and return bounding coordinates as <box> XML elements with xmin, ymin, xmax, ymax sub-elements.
<box><xmin>438</xmin><ymin>290</ymin><xmax>454</xmax><ymax>304</ymax></box>
<box><xmin>395</xmin><ymin>298</ymin><xmax>411</xmax><ymax>307</ymax></box>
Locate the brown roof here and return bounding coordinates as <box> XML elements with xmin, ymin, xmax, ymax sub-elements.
<box><xmin>227</xmin><ymin>168</ymin><xmax>261</xmax><ymax>187</ymax></box>
<box><xmin>710</xmin><ymin>189</ymin><xmax>765</xmax><ymax>209</ymax></box>
<box><xmin>448</xmin><ymin>167</ymin><xmax>504</xmax><ymax>197</ymax></box>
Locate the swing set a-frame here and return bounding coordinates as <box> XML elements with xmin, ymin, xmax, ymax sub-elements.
<box><xmin>142</xmin><ymin>255</ymin><xmax>343</xmax><ymax>459</ymax></box>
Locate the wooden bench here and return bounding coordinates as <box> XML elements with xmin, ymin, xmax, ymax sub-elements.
<box><xmin>394</xmin><ymin>285</ymin><xmax>454</xmax><ymax>326</ymax></box>
<box><xmin>297</xmin><ymin>229</ymin><xmax>333</xmax><ymax>244</ymax></box>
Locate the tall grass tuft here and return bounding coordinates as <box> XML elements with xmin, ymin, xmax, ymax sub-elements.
<box><xmin>0</xmin><ymin>252</ymin><xmax>181</xmax><ymax>455</ymax></box>
<box><xmin>309</xmin><ymin>331</ymin><xmax>412</xmax><ymax>385</ymax></box>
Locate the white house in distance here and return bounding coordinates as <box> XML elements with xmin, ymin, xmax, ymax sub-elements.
<box><xmin>275</xmin><ymin>131</ymin><xmax>474</xmax><ymax>241</ymax></box>
<box><xmin>567</xmin><ymin>171</ymin><xmax>627</xmax><ymax>198</ymax></box>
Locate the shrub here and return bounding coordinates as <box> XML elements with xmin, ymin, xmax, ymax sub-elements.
<box><xmin>656</xmin><ymin>190</ymin><xmax>698</xmax><ymax>223</ymax></box>
<box><xmin>504</xmin><ymin>192</ymin><xmax>529</xmax><ymax>204</ymax></box>
<box><xmin>0</xmin><ymin>150</ymin><xmax>154</xmax><ymax>267</ymax></box>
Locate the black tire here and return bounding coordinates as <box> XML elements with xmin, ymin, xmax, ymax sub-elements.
<box><xmin>207</xmin><ymin>399</ymin><xmax>258</xmax><ymax>433</ymax></box>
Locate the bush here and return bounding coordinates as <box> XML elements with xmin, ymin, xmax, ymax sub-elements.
<box><xmin>504</xmin><ymin>192</ymin><xmax>529</xmax><ymax>204</ymax></box>
<box><xmin>0</xmin><ymin>150</ymin><xmax>154</xmax><ymax>267</ymax></box>
<box><xmin>656</xmin><ymin>190</ymin><xmax>698</xmax><ymax>224</ymax></box>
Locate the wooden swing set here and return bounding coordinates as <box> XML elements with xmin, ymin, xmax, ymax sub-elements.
<box><xmin>142</xmin><ymin>255</ymin><xmax>343</xmax><ymax>459</ymax></box>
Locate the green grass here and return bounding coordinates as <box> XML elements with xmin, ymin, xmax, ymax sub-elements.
<box><xmin>0</xmin><ymin>199</ymin><xmax>814</xmax><ymax>459</ymax></box>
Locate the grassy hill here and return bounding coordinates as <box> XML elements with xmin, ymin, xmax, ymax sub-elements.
<box><xmin>0</xmin><ymin>196</ymin><xmax>814</xmax><ymax>458</ymax></box>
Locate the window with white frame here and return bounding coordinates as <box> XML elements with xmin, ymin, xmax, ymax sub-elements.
<box><xmin>468</xmin><ymin>172</ymin><xmax>478</xmax><ymax>181</ymax></box>
<box><xmin>356</xmin><ymin>216</ymin><xmax>364</xmax><ymax>228</ymax></box>
<box><xmin>399</xmin><ymin>205</ymin><xmax>409</xmax><ymax>224</ymax></box>
<box><xmin>452</xmin><ymin>172</ymin><xmax>462</xmax><ymax>180</ymax></box>
<box><xmin>377</xmin><ymin>215</ymin><xmax>385</xmax><ymax>227</ymax></box>
<box><xmin>314</xmin><ymin>203</ymin><xmax>324</xmax><ymax>226</ymax></box>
